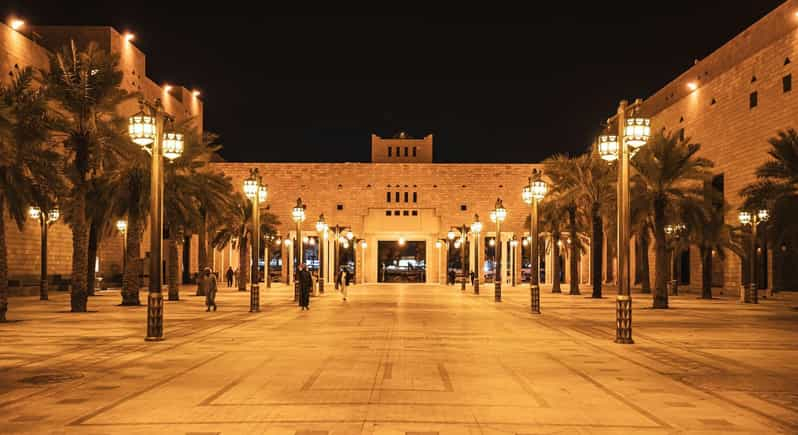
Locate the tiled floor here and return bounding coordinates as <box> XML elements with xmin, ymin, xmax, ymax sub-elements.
<box><xmin>0</xmin><ymin>283</ymin><xmax>797</xmax><ymax>434</ymax></box>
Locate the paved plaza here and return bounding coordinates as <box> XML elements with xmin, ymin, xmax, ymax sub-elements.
<box><xmin>1</xmin><ymin>284</ymin><xmax>797</xmax><ymax>434</ymax></box>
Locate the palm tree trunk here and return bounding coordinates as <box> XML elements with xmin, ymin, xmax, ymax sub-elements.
<box><xmin>568</xmin><ymin>206</ymin><xmax>580</xmax><ymax>295</ymax></box>
<box><xmin>0</xmin><ymin>198</ymin><xmax>8</xmax><ymax>321</ymax></box>
<box><xmin>167</xmin><ymin>235</ymin><xmax>179</xmax><ymax>301</ymax></box>
<box><xmin>701</xmin><ymin>246</ymin><xmax>712</xmax><ymax>299</ymax></box>
<box><xmin>86</xmin><ymin>219</ymin><xmax>99</xmax><ymax>296</ymax></box>
<box><xmin>196</xmin><ymin>212</ymin><xmax>207</xmax><ymax>296</ymax></box>
<box><xmin>640</xmin><ymin>230</ymin><xmax>651</xmax><ymax>293</ymax></box>
<box><xmin>552</xmin><ymin>231</ymin><xmax>562</xmax><ymax>293</ymax></box>
<box><xmin>70</xmin><ymin>190</ymin><xmax>89</xmax><ymax>312</ymax></box>
<box><xmin>121</xmin><ymin>214</ymin><xmax>141</xmax><ymax>306</ymax></box>
<box><xmin>591</xmin><ymin>203</ymin><xmax>603</xmax><ymax>298</ymax></box>
<box><xmin>653</xmin><ymin>199</ymin><xmax>669</xmax><ymax>308</ymax></box>
<box><xmin>238</xmin><ymin>239</ymin><xmax>248</xmax><ymax>291</ymax></box>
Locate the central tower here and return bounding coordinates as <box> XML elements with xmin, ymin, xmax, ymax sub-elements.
<box><xmin>371</xmin><ymin>132</ymin><xmax>433</xmax><ymax>163</ymax></box>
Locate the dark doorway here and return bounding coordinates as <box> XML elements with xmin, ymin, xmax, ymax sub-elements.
<box><xmin>378</xmin><ymin>241</ymin><xmax>426</xmax><ymax>282</ymax></box>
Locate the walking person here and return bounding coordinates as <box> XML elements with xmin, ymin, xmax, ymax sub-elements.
<box><xmin>225</xmin><ymin>266</ymin><xmax>234</xmax><ymax>288</ymax></box>
<box><xmin>298</xmin><ymin>263</ymin><xmax>312</xmax><ymax>310</ymax></box>
<box><xmin>340</xmin><ymin>266</ymin><xmax>349</xmax><ymax>301</ymax></box>
<box><xmin>204</xmin><ymin>267</ymin><xmax>218</xmax><ymax>311</ymax></box>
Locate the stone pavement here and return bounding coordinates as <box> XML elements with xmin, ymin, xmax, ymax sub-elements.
<box><xmin>1</xmin><ymin>283</ymin><xmax>797</xmax><ymax>434</ymax></box>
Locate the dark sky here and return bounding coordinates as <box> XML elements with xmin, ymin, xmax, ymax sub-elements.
<box><xmin>6</xmin><ymin>2</ymin><xmax>786</xmax><ymax>163</ymax></box>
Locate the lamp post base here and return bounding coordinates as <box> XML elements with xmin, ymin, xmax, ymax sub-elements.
<box><xmin>614</xmin><ymin>295</ymin><xmax>633</xmax><ymax>344</ymax></box>
<box><xmin>145</xmin><ymin>292</ymin><xmax>164</xmax><ymax>341</ymax></box>
<box><xmin>461</xmin><ymin>279</ymin><xmax>466</xmax><ymax>291</ymax></box>
<box><xmin>40</xmin><ymin>280</ymin><xmax>48</xmax><ymax>301</ymax></box>
<box><xmin>474</xmin><ymin>281</ymin><xmax>479</xmax><ymax>295</ymax></box>
<box><xmin>744</xmin><ymin>283</ymin><xmax>758</xmax><ymax>304</ymax></box>
<box><xmin>250</xmin><ymin>285</ymin><xmax>260</xmax><ymax>312</ymax></box>
<box><xmin>494</xmin><ymin>284</ymin><xmax>501</xmax><ymax>302</ymax></box>
<box><xmin>530</xmin><ymin>285</ymin><xmax>540</xmax><ymax>314</ymax></box>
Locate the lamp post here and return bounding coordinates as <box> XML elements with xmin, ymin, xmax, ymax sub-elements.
<box><xmin>259</xmin><ymin>185</ymin><xmax>269</xmax><ymax>289</ymax></box>
<box><xmin>471</xmin><ymin>215</ymin><xmax>483</xmax><ymax>294</ymax></box>
<box><xmin>243</xmin><ymin>169</ymin><xmax>263</xmax><ymax>312</ymax></box>
<box><xmin>29</xmin><ymin>206</ymin><xmax>59</xmax><ymax>301</ymax></box>
<box><xmin>448</xmin><ymin>225</ymin><xmax>469</xmax><ymax>291</ymax></box>
<box><xmin>129</xmin><ymin>99</ymin><xmax>184</xmax><ymax>341</ymax></box>
<box><xmin>738</xmin><ymin>209</ymin><xmax>769</xmax><ymax>304</ymax></box>
<box><xmin>523</xmin><ymin>169</ymin><xmax>547</xmax><ymax>313</ymax></box>
<box><xmin>116</xmin><ymin>219</ymin><xmax>128</xmax><ymax>283</ymax></box>
<box><xmin>598</xmin><ymin>99</ymin><xmax>650</xmax><ymax>344</ymax></box>
<box><xmin>291</xmin><ymin>198</ymin><xmax>306</xmax><ymax>301</ymax></box>
<box><xmin>316</xmin><ymin>214</ymin><xmax>328</xmax><ymax>294</ymax></box>
<box><xmin>664</xmin><ymin>223</ymin><xmax>686</xmax><ymax>296</ymax></box>
<box><xmin>489</xmin><ymin>198</ymin><xmax>507</xmax><ymax>302</ymax></box>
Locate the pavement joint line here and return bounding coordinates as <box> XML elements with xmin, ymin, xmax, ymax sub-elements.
<box><xmin>198</xmin><ymin>356</ymin><xmax>274</xmax><ymax>406</ymax></box>
<box><xmin>67</xmin><ymin>352</ymin><xmax>226</xmax><ymax>426</ymax></box>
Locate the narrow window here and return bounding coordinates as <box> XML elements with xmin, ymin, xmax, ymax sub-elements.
<box><xmin>337</xmin><ymin>204</ymin><xmax>344</xmax><ymax>210</ymax></box>
<box><xmin>395</xmin><ymin>192</ymin><xmax>400</xmax><ymax>202</ymax></box>
<box><xmin>385</xmin><ymin>210</ymin><xmax>392</xmax><ymax>216</ymax></box>
<box><xmin>404</xmin><ymin>147</ymin><xmax>408</xmax><ymax>156</ymax></box>
<box><xmin>460</xmin><ymin>204</ymin><xmax>467</xmax><ymax>211</ymax></box>
<box><xmin>750</xmin><ymin>91</ymin><xmax>758</xmax><ymax>108</ymax></box>
<box><xmin>394</xmin><ymin>210</ymin><xmax>400</xmax><ymax>216</ymax></box>
<box><xmin>411</xmin><ymin>210</ymin><xmax>418</xmax><ymax>216</ymax></box>
<box><xmin>388</xmin><ymin>147</ymin><xmax>392</xmax><ymax>157</ymax></box>
<box><xmin>784</xmin><ymin>74</ymin><xmax>792</xmax><ymax>93</ymax></box>
<box><xmin>412</xmin><ymin>146</ymin><xmax>417</xmax><ymax>157</ymax></box>
<box><xmin>403</xmin><ymin>210</ymin><xmax>409</xmax><ymax>216</ymax></box>
<box><xmin>386</xmin><ymin>192</ymin><xmax>391</xmax><ymax>203</ymax></box>
<box><xmin>413</xmin><ymin>192</ymin><xmax>417</xmax><ymax>203</ymax></box>
<box><xmin>395</xmin><ymin>146</ymin><xmax>400</xmax><ymax>156</ymax></box>
<box><xmin>404</xmin><ymin>192</ymin><xmax>409</xmax><ymax>203</ymax></box>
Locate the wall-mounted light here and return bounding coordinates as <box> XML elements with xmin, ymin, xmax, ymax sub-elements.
<box><xmin>192</xmin><ymin>90</ymin><xmax>201</xmax><ymax>97</ymax></box>
<box><xmin>687</xmin><ymin>82</ymin><xmax>698</xmax><ymax>91</ymax></box>
<box><xmin>124</xmin><ymin>32</ymin><xmax>135</xmax><ymax>42</ymax></box>
<box><xmin>164</xmin><ymin>84</ymin><xmax>172</xmax><ymax>93</ymax></box>
<box><xmin>10</xmin><ymin>19</ymin><xmax>24</xmax><ymax>31</ymax></box>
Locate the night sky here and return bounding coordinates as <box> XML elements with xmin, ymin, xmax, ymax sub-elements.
<box><xmin>6</xmin><ymin>2</ymin><xmax>786</xmax><ymax>163</ymax></box>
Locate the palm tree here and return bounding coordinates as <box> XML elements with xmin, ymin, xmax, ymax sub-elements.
<box><xmin>213</xmin><ymin>195</ymin><xmax>280</xmax><ymax>291</ymax></box>
<box><xmin>630</xmin><ymin>182</ymin><xmax>653</xmax><ymax>294</ymax></box>
<box><xmin>537</xmin><ymin>201</ymin><xmax>568</xmax><ymax>293</ymax></box>
<box><xmin>631</xmin><ymin>131</ymin><xmax>713</xmax><ymax>308</ymax></box>
<box><xmin>44</xmin><ymin>41</ymin><xmax>131</xmax><ymax>312</ymax></box>
<box><xmin>0</xmin><ymin>66</ymin><xmax>63</xmax><ymax>320</ymax></box>
<box><xmin>573</xmin><ymin>153</ymin><xmax>615</xmax><ymax>297</ymax></box>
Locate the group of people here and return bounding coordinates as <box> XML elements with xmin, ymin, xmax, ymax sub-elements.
<box><xmin>446</xmin><ymin>269</ymin><xmax>477</xmax><ymax>286</ymax></box>
<box><xmin>296</xmin><ymin>265</ymin><xmax>353</xmax><ymax>310</ymax></box>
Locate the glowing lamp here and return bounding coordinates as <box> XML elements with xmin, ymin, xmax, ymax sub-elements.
<box><xmin>598</xmin><ymin>135</ymin><xmax>619</xmax><ymax>161</ymax></box>
<box><xmin>624</xmin><ymin>117</ymin><xmax>651</xmax><ymax>148</ymax></box>
<box><xmin>162</xmin><ymin>132</ymin><xmax>184</xmax><ymax>161</ymax></box>
<box><xmin>47</xmin><ymin>208</ymin><xmax>60</xmax><ymax>223</ymax></box>
<box><xmin>28</xmin><ymin>206</ymin><xmax>41</xmax><ymax>219</ymax></box>
<box><xmin>128</xmin><ymin>111</ymin><xmax>156</xmax><ymax>147</ymax></box>
<box><xmin>738</xmin><ymin>211</ymin><xmax>752</xmax><ymax>226</ymax></box>
<box><xmin>116</xmin><ymin>220</ymin><xmax>128</xmax><ymax>233</ymax></box>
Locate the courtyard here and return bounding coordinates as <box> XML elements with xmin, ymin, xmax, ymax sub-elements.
<box><xmin>1</xmin><ymin>284</ymin><xmax>797</xmax><ymax>434</ymax></box>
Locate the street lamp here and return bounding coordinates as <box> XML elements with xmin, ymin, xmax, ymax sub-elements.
<box><xmin>291</xmin><ymin>198</ymin><xmax>306</xmax><ymax>301</ymax></box>
<box><xmin>739</xmin><ymin>208</ymin><xmax>769</xmax><ymax>303</ymax></box>
<box><xmin>470</xmin><ymin>215</ymin><xmax>483</xmax><ymax>294</ymax></box>
<box><xmin>129</xmin><ymin>99</ymin><xmax>183</xmax><ymax>341</ymax></box>
<box><xmin>449</xmin><ymin>225</ymin><xmax>469</xmax><ymax>291</ymax></box>
<box><xmin>243</xmin><ymin>168</ymin><xmax>264</xmax><ymax>312</ymax></box>
<box><xmin>30</xmin><ymin>206</ymin><xmax>59</xmax><ymax>300</ymax></box>
<box><xmin>523</xmin><ymin>169</ymin><xmax>547</xmax><ymax>313</ymax></box>
<box><xmin>316</xmin><ymin>214</ymin><xmax>328</xmax><ymax>293</ymax></box>
<box><xmin>489</xmin><ymin>198</ymin><xmax>507</xmax><ymax>302</ymax></box>
<box><xmin>116</xmin><ymin>219</ymin><xmax>128</xmax><ymax>284</ymax></box>
<box><xmin>664</xmin><ymin>223</ymin><xmax>686</xmax><ymax>296</ymax></box>
<box><xmin>598</xmin><ymin>99</ymin><xmax>650</xmax><ymax>344</ymax></box>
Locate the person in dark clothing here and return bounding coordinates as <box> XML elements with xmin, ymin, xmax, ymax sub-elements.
<box><xmin>225</xmin><ymin>266</ymin><xmax>234</xmax><ymax>287</ymax></box>
<box><xmin>298</xmin><ymin>263</ymin><xmax>313</xmax><ymax>310</ymax></box>
<box><xmin>470</xmin><ymin>271</ymin><xmax>475</xmax><ymax>285</ymax></box>
<box><xmin>204</xmin><ymin>267</ymin><xmax>218</xmax><ymax>311</ymax></box>
<box><xmin>448</xmin><ymin>269</ymin><xmax>456</xmax><ymax>286</ymax></box>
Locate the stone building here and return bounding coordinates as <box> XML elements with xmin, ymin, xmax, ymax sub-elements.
<box><xmin>2</xmin><ymin>0</ymin><xmax>798</xmax><ymax>295</ymax></box>
<box><xmin>0</xmin><ymin>22</ymin><xmax>203</xmax><ymax>293</ymax></box>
